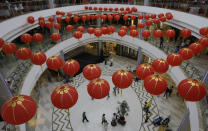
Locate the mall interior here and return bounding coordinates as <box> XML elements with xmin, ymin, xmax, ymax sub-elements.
<box><xmin>0</xmin><ymin>0</ymin><xmax>208</xmax><ymax>131</ymax></box>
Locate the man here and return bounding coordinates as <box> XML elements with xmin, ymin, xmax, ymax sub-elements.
<box><xmin>163</xmin><ymin>88</ymin><xmax>170</xmax><ymax>99</ymax></box>
<box><xmin>82</xmin><ymin>112</ymin><xmax>89</xmax><ymax>123</ymax></box>
<box><xmin>160</xmin><ymin>37</ymin><xmax>164</xmax><ymax>48</ymax></box>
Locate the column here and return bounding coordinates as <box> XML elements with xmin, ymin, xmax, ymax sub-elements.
<box><xmin>97</xmin><ymin>2</ymin><xmax>103</xmax><ymax>58</ymax></box>
<box><xmin>48</xmin><ymin>0</ymin><xmax>55</xmax><ymax>8</ymax></box>
<box><xmin>144</xmin><ymin>0</ymin><xmax>149</xmax><ymax>6</ymax></box>
<box><xmin>136</xmin><ymin>47</ymin><xmax>142</xmax><ymax>66</ymax></box>
<box><xmin>0</xmin><ymin>72</ymin><xmax>13</xmax><ymax>110</ymax></box>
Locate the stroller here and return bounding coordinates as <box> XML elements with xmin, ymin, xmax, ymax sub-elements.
<box><xmin>153</xmin><ymin>117</ymin><xmax>163</xmax><ymax>126</ymax></box>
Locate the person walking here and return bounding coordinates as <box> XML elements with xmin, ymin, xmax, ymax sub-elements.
<box><xmin>160</xmin><ymin>37</ymin><xmax>164</xmax><ymax>48</ymax></box>
<box><xmin>145</xmin><ymin>111</ymin><xmax>151</xmax><ymax>123</ymax></box>
<box><xmin>107</xmin><ymin>93</ymin><xmax>110</xmax><ymax>100</ymax></box>
<box><xmin>168</xmin><ymin>86</ymin><xmax>174</xmax><ymax>97</ymax></box>
<box><xmin>163</xmin><ymin>88</ymin><xmax>170</xmax><ymax>99</ymax></box>
<box><xmin>82</xmin><ymin>112</ymin><xmax>89</xmax><ymax>123</ymax></box>
<box><xmin>102</xmin><ymin>114</ymin><xmax>108</xmax><ymax>125</ymax></box>
<box><xmin>113</xmin><ymin>86</ymin><xmax>117</xmax><ymax>96</ymax></box>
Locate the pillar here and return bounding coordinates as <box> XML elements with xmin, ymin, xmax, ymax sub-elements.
<box><xmin>48</xmin><ymin>0</ymin><xmax>55</xmax><ymax>9</ymax></box>
<box><xmin>144</xmin><ymin>0</ymin><xmax>149</xmax><ymax>6</ymax></box>
<box><xmin>136</xmin><ymin>47</ymin><xmax>142</xmax><ymax>66</ymax></box>
<box><xmin>97</xmin><ymin>2</ymin><xmax>103</xmax><ymax>58</ymax></box>
<box><xmin>0</xmin><ymin>72</ymin><xmax>13</xmax><ymax>110</ymax></box>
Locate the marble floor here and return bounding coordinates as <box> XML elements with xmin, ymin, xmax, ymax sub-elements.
<box><xmin>26</xmin><ymin>55</ymin><xmax>187</xmax><ymax>131</ymax></box>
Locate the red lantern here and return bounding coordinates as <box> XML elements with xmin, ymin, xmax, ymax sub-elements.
<box><xmin>77</xmin><ymin>26</ymin><xmax>84</xmax><ymax>33</ymax></box>
<box><xmin>123</xmin><ymin>15</ymin><xmax>128</xmax><ymax>21</ymax></box>
<box><xmin>89</xmin><ymin>6</ymin><xmax>92</xmax><ymax>10</ymax></box>
<box><xmin>130</xmin><ymin>30</ymin><xmax>138</xmax><ymax>38</ymax></box>
<box><xmin>33</xmin><ymin>33</ymin><xmax>43</xmax><ymax>43</ymax></box>
<box><xmin>126</xmin><ymin>7</ymin><xmax>130</xmax><ymax>11</ymax></box>
<box><xmin>21</xmin><ymin>33</ymin><xmax>32</xmax><ymax>44</ymax></box>
<box><xmin>122</xmin><ymin>11</ymin><xmax>127</xmax><ymax>15</ymax></box>
<box><xmin>56</xmin><ymin>17</ymin><xmax>62</xmax><ymax>23</ymax></box>
<box><xmin>85</xmin><ymin>6</ymin><xmax>88</xmax><ymax>10</ymax></box>
<box><xmin>51</xmin><ymin>85</ymin><xmax>78</xmax><ymax>109</ymax></box>
<box><xmin>167</xmin><ymin>53</ymin><xmax>183</xmax><ymax>66</ymax></box>
<box><xmin>38</xmin><ymin>17</ymin><xmax>44</xmax><ymax>21</ymax></box>
<box><xmin>138</xmin><ymin>14</ymin><xmax>143</xmax><ymax>20</ymax></box>
<box><xmin>189</xmin><ymin>43</ymin><xmax>203</xmax><ymax>54</ymax></box>
<box><xmin>138</xmin><ymin>23</ymin><xmax>145</xmax><ymax>29</ymax></box>
<box><xmin>120</xmin><ymin>7</ymin><xmax>124</xmax><ymax>11</ymax></box>
<box><xmin>67</xmin><ymin>12</ymin><xmax>72</xmax><ymax>17</ymax></box>
<box><xmin>146</xmin><ymin>20</ymin><xmax>152</xmax><ymax>26</ymax></box>
<box><xmin>30</xmin><ymin>52</ymin><xmax>46</xmax><ymax>65</ymax></box>
<box><xmin>115</xmin><ymin>15</ymin><xmax>120</xmax><ymax>21</ymax></box>
<box><xmin>90</xmin><ymin>15</ymin><xmax>95</xmax><ymax>20</ymax></box>
<box><xmin>198</xmin><ymin>37</ymin><xmax>208</xmax><ymax>48</ymax></box>
<box><xmin>178</xmin><ymin>48</ymin><xmax>194</xmax><ymax>60</ymax></box>
<box><xmin>62</xmin><ymin>59</ymin><xmax>80</xmax><ymax>76</ymax></box>
<box><xmin>118</xmin><ymin>29</ymin><xmax>127</xmax><ymax>37</ymax></box>
<box><xmin>165</xmin><ymin>29</ymin><xmax>175</xmax><ymax>38</ymax></box>
<box><xmin>60</xmin><ymin>11</ymin><xmax>65</xmax><ymax>16</ymax></box>
<box><xmin>56</xmin><ymin>11</ymin><xmax>61</xmax><ymax>15</ymax></box>
<box><xmin>65</xmin><ymin>16</ymin><xmax>70</xmax><ymax>23</ymax></box>
<box><xmin>113</xmin><ymin>13</ymin><xmax>117</xmax><ymax>17</ymax></box>
<box><xmin>45</xmin><ymin>22</ymin><xmax>53</xmax><ymax>29</ymax></box>
<box><xmin>54</xmin><ymin>23</ymin><xmax>61</xmax><ymax>30</ymax></box>
<box><xmin>66</xmin><ymin>25</ymin><xmax>74</xmax><ymax>32</ymax></box>
<box><xmin>178</xmin><ymin>78</ymin><xmax>207</xmax><ymax>101</ymax></box>
<box><xmin>2</xmin><ymin>43</ymin><xmax>16</xmax><ymax>54</ymax></box>
<box><xmin>73</xmin><ymin>16</ymin><xmax>79</xmax><ymax>22</ymax></box>
<box><xmin>1</xmin><ymin>95</ymin><xmax>37</xmax><ymax>125</ymax></box>
<box><xmin>101</xmin><ymin>27</ymin><xmax>109</xmax><ymax>35</ymax></box>
<box><xmin>114</xmin><ymin>8</ymin><xmax>118</xmax><ymax>11</ymax></box>
<box><xmin>158</xmin><ymin>13</ymin><xmax>164</xmax><ymax>18</ymax></box>
<box><xmin>86</xmin><ymin>14</ymin><xmax>91</xmax><ymax>21</ymax></box>
<box><xmin>104</xmin><ymin>7</ymin><xmax>108</xmax><ymax>11</ymax></box>
<box><xmin>120</xmin><ymin>26</ymin><xmax>128</xmax><ymax>31</ymax></box>
<box><xmin>129</xmin><ymin>25</ymin><xmax>136</xmax><ymax>30</ymax></box>
<box><xmin>108</xmin><ymin>26</ymin><xmax>115</xmax><ymax>34</ymax></box>
<box><xmin>166</xmin><ymin>12</ymin><xmax>173</xmax><ymax>20</ymax></box>
<box><xmin>159</xmin><ymin>17</ymin><xmax>166</xmax><ymax>22</ymax></box>
<box><xmin>153</xmin><ymin>29</ymin><xmax>163</xmax><ymax>38</ymax></box>
<box><xmin>199</xmin><ymin>27</ymin><xmax>208</xmax><ymax>36</ymax></box>
<box><xmin>51</xmin><ymin>33</ymin><xmax>61</xmax><ymax>42</ymax></box>
<box><xmin>95</xmin><ymin>14</ymin><xmax>100</xmax><ymax>20</ymax></box>
<box><xmin>94</xmin><ymin>28</ymin><xmax>102</xmax><ymax>38</ymax></box>
<box><xmin>107</xmin><ymin>14</ymin><xmax>113</xmax><ymax>22</ymax></box>
<box><xmin>112</xmin><ymin>70</ymin><xmax>133</xmax><ymax>89</ymax></box>
<box><xmin>109</xmin><ymin>7</ymin><xmax>113</xmax><ymax>12</ymax></box>
<box><xmin>88</xmin><ymin>78</ymin><xmax>110</xmax><ymax>99</ymax></box>
<box><xmin>99</xmin><ymin>7</ymin><xmax>102</xmax><ymax>11</ymax></box>
<box><xmin>94</xmin><ymin>7</ymin><xmax>97</xmax><ymax>11</ymax></box>
<box><xmin>132</xmin><ymin>7</ymin><xmax>137</xmax><ymax>12</ymax></box>
<box><xmin>16</xmin><ymin>47</ymin><xmax>31</xmax><ymax>60</ymax></box>
<box><xmin>136</xmin><ymin>64</ymin><xmax>154</xmax><ymax>80</ymax></box>
<box><xmin>101</xmin><ymin>14</ymin><xmax>107</xmax><ymax>21</ymax></box>
<box><xmin>142</xmin><ymin>30</ymin><xmax>151</xmax><ymax>38</ymax></box>
<box><xmin>87</xmin><ymin>27</ymin><xmax>95</xmax><ymax>35</ymax></box>
<box><xmin>46</xmin><ymin>56</ymin><xmax>63</xmax><ymax>71</ymax></box>
<box><xmin>83</xmin><ymin>64</ymin><xmax>102</xmax><ymax>80</ymax></box>
<box><xmin>38</xmin><ymin>19</ymin><xmax>45</xmax><ymax>27</ymax></box>
<box><xmin>0</xmin><ymin>38</ymin><xmax>4</xmax><ymax>48</ymax></box>
<box><xmin>27</xmin><ymin>16</ymin><xmax>35</xmax><ymax>24</ymax></box>
<box><xmin>181</xmin><ymin>28</ymin><xmax>191</xmax><ymax>38</ymax></box>
<box><xmin>81</xmin><ymin>15</ymin><xmax>87</xmax><ymax>23</ymax></box>
<box><xmin>153</xmin><ymin>19</ymin><xmax>160</xmax><ymax>25</ymax></box>
<box><xmin>152</xmin><ymin>58</ymin><xmax>169</xmax><ymax>74</ymax></box>
<box><xmin>118</xmin><ymin>12</ymin><xmax>122</xmax><ymax>17</ymax></box>
<box><xmin>144</xmin><ymin>74</ymin><xmax>168</xmax><ymax>95</ymax></box>
<box><xmin>151</xmin><ymin>14</ymin><xmax>156</xmax><ymax>19</ymax></box>
<box><xmin>73</xmin><ymin>31</ymin><xmax>82</xmax><ymax>40</ymax></box>
<box><xmin>131</xmin><ymin>15</ymin><xmax>136</xmax><ymax>20</ymax></box>
<box><xmin>74</xmin><ymin>14</ymin><xmax>79</xmax><ymax>17</ymax></box>
<box><xmin>144</xmin><ymin>14</ymin><xmax>150</xmax><ymax>20</ymax></box>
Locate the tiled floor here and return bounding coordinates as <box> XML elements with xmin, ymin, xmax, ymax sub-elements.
<box><xmin>27</xmin><ymin>55</ymin><xmax>187</xmax><ymax>131</ymax></box>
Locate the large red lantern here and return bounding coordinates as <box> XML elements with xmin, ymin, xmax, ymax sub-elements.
<box><xmin>151</xmin><ymin>14</ymin><xmax>156</xmax><ymax>19</ymax></box>
<box><xmin>199</xmin><ymin>27</ymin><xmax>208</xmax><ymax>36</ymax></box>
<box><xmin>138</xmin><ymin>14</ymin><xmax>143</xmax><ymax>20</ymax></box>
<box><xmin>158</xmin><ymin>13</ymin><xmax>164</xmax><ymax>18</ymax></box>
<box><xmin>27</xmin><ymin>16</ymin><xmax>35</xmax><ymax>24</ymax></box>
<box><xmin>99</xmin><ymin>7</ymin><xmax>103</xmax><ymax>11</ymax></box>
<box><xmin>16</xmin><ymin>47</ymin><xmax>32</xmax><ymax>60</ymax></box>
<box><xmin>66</xmin><ymin>25</ymin><xmax>74</xmax><ymax>32</ymax></box>
<box><xmin>101</xmin><ymin>14</ymin><xmax>107</xmax><ymax>21</ymax></box>
<box><xmin>120</xmin><ymin>7</ymin><xmax>124</xmax><ymax>11</ymax></box>
<box><xmin>144</xmin><ymin>74</ymin><xmax>168</xmax><ymax>95</ymax></box>
<box><xmin>67</xmin><ymin>12</ymin><xmax>72</xmax><ymax>17</ymax></box>
<box><xmin>85</xmin><ymin>6</ymin><xmax>88</xmax><ymax>10</ymax></box>
<box><xmin>73</xmin><ymin>16</ymin><xmax>79</xmax><ymax>23</ymax></box>
<box><xmin>167</xmin><ymin>53</ymin><xmax>183</xmax><ymax>66</ymax></box>
<box><xmin>48</xmin><ymin>17</ymin><xmax>54</xmax><ymax>23</ymax></box>
<box><xmin>51</xmin><ymin>85</ymin><xmax>78</xmax><ymax>109</ymax></box>
<box><xmin>54</xmin><ymin>23</ymin><xmax>61</xmax><ymax>30</ymax></box>
<box><xmin>83</xmin><ymin>64</ymin><xmax>102</xmax><ymax>80</ymax></box>
<box><xmin>131</xmin><ymin>15</ymin><xmax>136</xmax><ymax>21</ymax></box>
<box><xmin>178</xmin><ymin>78</ymin><xmax>206</xmax><ymax>101</ymax></box>
<box><xmin>108</xmin><ymin>26</ymin><xmax>115</xmax><ymax>34</ymax></box>
<box><xmin>62</xmin><ymin>59</ymin><xmax>80</xmax><ymax>76</ymax></box>
<box><xmin>159</xmin><ymin>17</ymin><xmax>166</xmax><ymax>22</ymax></box>
<box><xmin>51</xmin><ymin>33</ymin><xmax>61</xmax><ymax>42</ymax></box>
<box><xmin>94</xmin><ymin>28</ymin><xmax>102</xmax><ymax>38</ymax></box>
<box><xmin>198</xmin><ymin>37</ymin><xmax>208</xmax><ymax>48</ymax></box>
<box><xmin>30</xmin><ymin>51</ymin><xmax>47</xmax><ymax>65</ymax></box>
<box><xmin>123</xmin><ymin>15</ymin><xmax>128</xmax><ymax>21</ymax></box>
<box><xmin>88</xmin><ymin>78</ymin><xmax>110</xmax><ymax>99</ymax></box>
<box><xmin>130</xmin><ymin>30</ymin><xmax>138</xmax><ymax>38</ymax></box>
<box><xmin>136</xmin><ymin>64</ymin><xmax>154</xmax><ymax>80</ymax></box>
<box><xmin>2</xmin><ymin>43</ymin><xmax>17</xmax><ymax>54</ymax></box>
<box><xmin>144</xmin><ymin>14</ymin><xmax>150</xmax><ymax>20</ymax></box>
<box><xmin>46</xmin><ymin>56</ymin><xmax>63</xmax><ymax>71</ymax></box>
<box><xmin>118</xmin><ymin>29</ymin><xmax>127</xmax><ymax>37</ymax></box>
<box><xmin>129</xmin><ymin>25</ymin><xmax>136</xmax><ymax>30</ymax></box>
<box><xmin>38</xmin><ymin>19</ymin><xmax>45</xmax><ymax>27</ymax></box>
<box><xmin>104</xmin><ymin>7</ymin><xmax>108</xmax><ymax>11</ymax></box>
<box><xmin>56</xmin><ymin>11</ymin><xmax>61</xmax><ymax>15</ymax></box>
<box><xmin>165</xmin><ymin>12</ymin><xmax>173</xmax><ymax>20</ymax></box>
<box><xmin>56</xmin><ymin>17</ymin><xmax>62</xmax><ymax>23</ymax></box>
<box><xmin>65</xmin><ymin>16</ymin><xmax>70</xmax><ymax>23</ymax></box>
<box><xmin>107</xmin><ymin>14</ymin><xmax>113</xmax><ymax>22</ymax></box>
<box><xmin>81</xmin><ymin>15</ymin><xmax>87</xmax><ymax>23</ymax></box>
<box><xmin>153</xmin><ymin>19</ymin><xmax>160</xmax><ymax>25</ymax></box>
<box><xmin>101</xmin><ymin>27</ymin><xmax>109</xmax><ymax>35</ymax></box>
<box><xmin>132</xmin><ymin>7</ymin><xmax>137</xmax><ymax>12</ymax></box>
<box><xmin>87</xmin><ymin>27</ymin><xmax>95</xmax><ymax>35</ymax></box>
<box><xmin>45</xmin><ymin>22</ymin><xmax>53</xmax><ymax>29</ymax></box>
<box><xmin>89</xmin><ymin>6</ymin><xmax>92</xmax><ymax>10</ymax></box>
<box><xmin>142</xmin><ymin>30</ymin><xmax>151</xmax><ymax>38</ymax></box>
<box><xmin>109</xmin><ymin>7</ymin><xmax>113</xmax><ymax>12</ymax></box>
<box><xmin>21</xmin><ymin>33</ymin><xmax>32</xmax><ymax>44</ymax></box>
<box><xmin>138</xmin><ymin>23</ymin><xmax>145</xmax><ymax>29</ymax></box>
<box><xmin>115</xmin><ymin>15</ymin><xmax>120</xmax><ymax>22</ymax></box>
<box><xmin>152</xmin><ymin>58</ymin><xmax>169</xmax><ymax>74</ymax></box>
<box><xmin>33</xmin><ymin>33</ymin><xmax>43</xmax><ymax>43</ymax></box>
<box><xmin>120</xmin><ymin>26</ymin><xmax>128</xmax><ymax>31</ymax></box>
<box><xmin>189</xmin><ymin>43</ymin><xmax>203</xmax><ymax>54</ymax></box>
<box><xmin>73</xmin><ymin>31</ymin><xmax>82</xmax><ymax>40</ymax></box>
<box><xmin>0</xmin><ymin>38</ymin><xmax>4</xmax><ymax>48</ymax></box>
<box><xmin>77</xmin><ymin>26</ymin><xmax>85</xmax><ymax>33</ymax></box>
<box><xmin>154</xmin><ymin>29</ymin><xmax>163</xmax><ymax>38</ymax></box>
<box><xmin>178</xmin><ymin>48</ymin><xmax>194</xmax><ymax>60</ymax></box>
<box><xmin>114</xmin><ymin>8</ymin><xmax>118</xmax><ymax>11</ymax></box>
<box><xmin>165</xmin><ymin>29</ymin><xmax>175</xmax><ymax>38</ymax></box>
<box><xmin>94</xmin><ymin>7</ymin><xmax>98</xmax><ymax>11</ymax></box>
<box><xmin>1</xmin><ymin>95</ymin><xmax>37</xmax><ymax>125</ymax></box>
<box><xmin>146</xmin><ymin>20</ymin><xmax>152</xmax><ymax>26</ymax></box>
<box><xmin>123</xmin><ymin>11</ymin><xmax>127</xmax><ymax>15</ymax></box>
<box><xmin>112</xmin><ymin>70</ymin><xmax>133</xmax><ymax>89</ymax></box>
<box><xmin>38</xmin><ymin>17</ymin><xmax>44</xmax><ymax>21</ymax></box>
<box><xmin>181</xmin><ymin>28</ymin><xmax>191</xmax><ymax>38</ymax></box>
